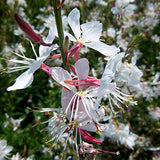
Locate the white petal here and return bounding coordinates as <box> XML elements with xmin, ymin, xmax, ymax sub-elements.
<box><xmin>64</xmin><ymin>31</ymin><xmax>77</xmax><ymax>42</ymax></box>
<box><xmin>7</xmin><ymin>70</ymin><xmax>33</xmax><ymax>91</ymax></box>
<box><xmin>61</xmin><ymin>89</ymin><xmax>75</xmax><ymax>111</ymax></box>
<box><xmin>75</xmin><ymin>58</ymin><xmax>89</xmax><ymax>79</ymax></box>
<box><xmin>39</xmin><ymin>44</ymin><xmax>58</xmax><ymax>58</ymax></box>
<box><xmin>80</xmin><ymin>122</ymin><xmax>97</xmax><ymax>132</ymax></box>
<box><xmin>4</xmin><ymin>146</ymin><xmax>13</xmax><ymax>154</ymax></box>
<box><xmin>81</xmin><ymin>21</ymin><xmax>102</xmax><ymax>42</ymax></box>
<box><xmin>98</xmin><ymin>82</ymin><xmax>116</xmax><ymax>96</ymax></box>
<box><xmin>49</xmin><ymin>67</ymin><xmax>76</xmax><ymax>92</ymax></box>
<box><xmin>68</xmin><ymin>8</ymin><xmax>81</xmax><ymax>40</ymax></box>
<box><xmin>85</xmin><ymin>86</ymin><xmax>99</xmax><ymax>97</ymax></box>
<box><xmin>44</xmin><ymin>22</ymin><xmax>56</xmax><ymax>43</ymax></box>
<box><xmin>85</xmin><ymin>41</ymin><xmax>120</xmax><ymax>56</ymax></box>
<box><xmin>105</xmin><ymin>52</ymin><xmax>125</xmax><ymax>73</ymax></box>
<box><xmin>28</xmin><ymin>57</ymin><xmax>44</xmax><ymax>74</ymax></box>
<box><xmin>102</xmin><ymin>68</ymin><xmax>115</xmax><ymax>80</ymax></box>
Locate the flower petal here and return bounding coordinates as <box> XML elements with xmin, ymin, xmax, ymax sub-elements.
<box><xmin>98</xmin><ymin>82</ymin><xmax>116</xmax><ymax>96</ymax></box>
<box><xmin>68</xmin><ymin>8</ymin><xmax>81</xmax><ymax>40</ymax></box>
<box><xmin>49</xmin><ymin>67</ymin><xmax>77</xmax><ymax>92</ymax></box>
<box><xmin>105</xmin><ymin>52</ymin><xmax>125</xmax><ymax>73</ymax></box>
<box><xmin>85</xmin><ymin>41</ymin><xmax>120</xmax><ymax>56</ymax></box>
<box><xmin>75</xmin><ymin>58</ymin><xmax>89</xmax><ymax>79</ymax></box>
<box><xmin>81</xmin><ymin>21</ymin><xmax>102</xmax><ymax>42</ymax></box>
<box><xmin>39</xmin><ymin>44</ymin><xmax>58</xmax><ymax>58</ymax></box>
<box><xmin>28</xmin><ymin>57</ymin><xmax>44</xmax><ymax>74</ymax></box>
<box><xmin>80</xmin><ymin>122</ymin><xmax>97</xmax><ymax>132</ymax></box>
<box><xmin>7</xmin><ymin>70</ymin><xmax>33</xmax><ymax>91</ymax></box>
<box><xmin>61</xmin><ymin>89</ymin><xmax>75</xmax><ymax>111</ymax></box>
<box><xmin>43</xmin><ymin>23</ymin><xmax>56</xmax><ymax>43</ymax></box>
<box><xmin>64</xmin><ymin>31</ymin><xmax>76</xmax><ymax>42</ymax></box>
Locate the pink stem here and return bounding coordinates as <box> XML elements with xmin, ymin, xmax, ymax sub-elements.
<box><xmin>40</xmin><ymin>63</ymin><xmax>51</xmax><ymax>76</ymax></box>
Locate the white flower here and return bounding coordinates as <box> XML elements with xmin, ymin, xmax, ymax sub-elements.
<box><xmin>3</xmin><ymin>113</ymin><xmax>23</xmax><ymax>131</ymax></box>
<box><xmin>50</xmin><ymin>58</ymin><xmax>106</xmax><ymax>132</ymax></box>
<box><xmin>11</xmin><ymin>153</ymin><xmax>35</xmax><ymax>160</ymax></box>
<box><xmin>148</xmin><ymin>107</ymin><xmax>160</xmax><ymax>121</ymax></box>
<box><xmin>11</xmin><ymin>153</ymin><xmax>21</xmax><ymax>160</ymax></box>
<box><xmin>0</xmin><ymin>139</ymin><xmax>13</xmax><ymax>160</ymax></box>
<box><xmin>102</xmin><ymin>121</ymin><xmax>138</xmax><ymax>149</ymax></box>
<box><xmin>66</xmin><ymin>8</ymin><xmax>119</xmax><ymax>56</ymax></box>
<box><xmin>116</xmin><ymin>54</ymin><xmax>143</xmax><ymax>91</ymax></box>
<box><xmin>97</xmin><ymin>52</ymin><xmax>137</xmax><ymax>113</ymax></box>
<box><xmin>111</xmin><ymin>0</ymin><xmax>137</xmax><ymax>18</ymax></box>
<box><xmin>7</xmin><ymin>25</ymin><xmax>58</xmax><ymax>91</ymax></box>
<box><xmin>107</xmin><ymin>27</ymin><xmax>116</xmax><ymax>38</ymax></box>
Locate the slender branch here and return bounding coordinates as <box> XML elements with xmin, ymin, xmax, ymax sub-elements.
<box><xmin>53</xmin><ymin>0</ymin><xmax>66</xmax><ymax>68</ymax></box>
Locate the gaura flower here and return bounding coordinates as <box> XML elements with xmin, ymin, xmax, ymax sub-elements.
<box><xmin>7</xmin><ymin>25</ymin><xmax>58</xmax><ymax>91</ymax></box>
<box><xmin>38</xmin><ymin>58</ymin><xmax>107</xmax><ymax>152</ymax></box>
<box><xmin>45</xmin><ymin>111</ymin><xmax>102</xmax><ymax>153</ymax></box>
<box><xmin>111</xmin><ymin>0</ymin><xmax>137</xmax><ymax>19</ymax></box>
<box><xmin>0</xmin><ymin>139</ymin><xmax>13</xmax><ymax>160</ymax></box>
<box><xmin>102</xmin><ymin>121</ymin><xmax>138</xmax><ymax>149</ymax></box>
<box><xmin>116</xmin><ymin>55</ymin><xmax>143</xmax><ymax>91</ymax></box>
<box><xmin>66</xmin><ymin>8</ymin><xmax>120</xmax><ymax>61</ymax></box>
<box><xmin>49</xmin><ymin>58</ymin><xmax>106</xmax><ymax>133</ymax></box>
<box><xmin>96</xmin><ymin>52</ymin><xmax>137</xmax><ymax>114</ymax></box>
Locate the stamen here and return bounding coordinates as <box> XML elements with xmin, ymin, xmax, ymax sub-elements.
<box><xmin>18</xmin><ymin>45</ymin><xmax>23</xmax><ymax>49</ymax></box>
<box><xmin>46</xmin><ymin>137</ymin><xmax>55</xmax><ymax>144</ymax></box>
<box><xmin>96</xmin><ymin>149</ymin><xmax>120</xmax><ymax>155</ymax></box>
<box><xmin>96</xmin><ymin>124</ymin><xmax>102</xmax><ymax>134</ymax></box>
<box><xmin>57</xmin><ymin>0</ymin><xmax>65</xmax><ymax>10</ymax></box>
<box><xmin>78</xmin><ymin>91</ymin><xmax>86</xmax><ymax>97</ymax></box>
<box><xmin>113</xmin><ymin>111</ymin><xmax>116</xmax><ymax>118</ymax></box>
<box><xmin>126</xmin><ymin>63</ymin><xmax>131</xmax><ymax>68</ymax></box>
<box><xmin>64</xmin><ymin>79</ymin><xmax>100</xmax><ymax>87</ymax></box>
<box><xmin>77</xmin><ymin>40</ymin><xmax>84</xmax><ymax>46</ymax></box>
<box><xmin>120</xmin><ymin>107</ymin><xmax>124</xmax><ymax>113</ymax></box>
<box><xmin>30</xmin><ymin>41</ymin><xmax>38</xmax><ymax>58</ymax></box>
<box><xmin>49</xmin><ymin>54</ymin><xmax>61</xmax><ymax>59</ymax></box>
<box><xmin>102</xmin><ymin>105</ymin><xmax>110</xmax><ymax>113</ymax></box>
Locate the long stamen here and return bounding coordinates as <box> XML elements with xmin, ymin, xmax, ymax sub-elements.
<box><xmin>96</xmin><ymin>149</ymin><xmax>120</xmax><ymax>155</ymax></box>
<box><xmin>63</xmin><ymin>130</ymin><xmax>73</xmax><ymax>151</ymax></box>
<box><xmin>74</xmin><ymin>96</ymin><xmax>80</xmax><ymax>120</ymax></box>
<box><xmin>8</xmin><ymin>66</ymin><xmax>30</xmax><ymax>73</ymax></box>
<box><xmin>75</xmin><ymin>128</ymin><xmax>79</xmax><ymax>158</ymax></box>
<box><xmin>49</xmin><ymin>54</ymin><xmax>61</xmax><ymax>59</ymax></box>
<box><xmin>65</xmin><ymin>94</ymin><xmax>77</xmax><ymax>117</ymax></box>
<box><xmin>64</xmin><ymin>79</ymin><xmax>100</xmax><ymax>87</ymax></box>
<box><xmin>81</xmin><ymin>98</ymin><xmax>93</xmax><ymax>120</ymax></box>
<box><xmin>30</xmin><ymin>41</ymin><xmax>38</xmax><ymax>58</ymax></box>
<box><xmin>69</xmin><ymin>95</ymin><xmax>77</xmax><ymax>123</ymax></box>
<box><xmin>18</xmin><ymin>45</ymin><xmax>25</xmax><ymax>57</ymax></box>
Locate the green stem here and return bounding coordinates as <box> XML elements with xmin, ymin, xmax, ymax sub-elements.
<box><xmin>53</xmin><ymin>0</ymin><xmax>66</xmax><ymax>68</ymax></box>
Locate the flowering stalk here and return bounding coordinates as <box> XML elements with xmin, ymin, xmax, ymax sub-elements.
<box><xmin>53</xmin><ymin>0</ymin><xmax>66</xmax><ymax>68</ymax></box>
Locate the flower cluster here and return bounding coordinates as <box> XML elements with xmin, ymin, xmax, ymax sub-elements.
<box><xmin>3</xmin><ymin>0</ymin><xmax>159</xmax><ymax>159</ymax></box>
<box><xmin>5</xmin><ymin>7</ymin><xmax>139</xmax><ymax>157</ymax></box>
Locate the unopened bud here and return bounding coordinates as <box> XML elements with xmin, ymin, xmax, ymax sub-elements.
<box><xmin>63</xmin><ymin>35</ymin><xmax>70</xmax><ymax>53</ymax></box>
